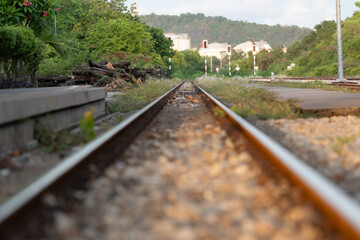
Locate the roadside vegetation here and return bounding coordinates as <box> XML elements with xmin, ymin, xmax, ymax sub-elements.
<box><xmin>238</xmin><ymin>2</ymin><xmax>360</xmax><ymax>78</ymax></box>
<box><xmin>196</xmin><ymin>77</ymin><xmax>301</xmax><ymax>120</ymax></box>
<box><xmin>0</xmin><ymin>0</ymin><xmax>174</xmax><ymax>88</ymax></box>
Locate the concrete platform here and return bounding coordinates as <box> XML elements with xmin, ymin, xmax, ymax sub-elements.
<box><xmin>264</xmin><ymin>86</ymin><xmax>360</xmax><ymax>115</ymax></box>
<box><xmin>0</xmin><ymin>86</ymin><xmax>106</xmax><ymax>153</ymax></box>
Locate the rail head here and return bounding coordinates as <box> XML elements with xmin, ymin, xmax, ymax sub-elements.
<box><xmin>194</xmin><ymin>82</ymin><xmax>360</xmax><ymax>239</ymax></box>
<box><xmin>0</xmin><ymin>82</ymin><xmax>184</xmax><ymax>229</ymax></box>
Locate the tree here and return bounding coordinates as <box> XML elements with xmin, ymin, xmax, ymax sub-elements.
<box><xmin>146</xmin><ymin>26</ymin><xmax>173</xmax><ymax>59</ymax></box>
<box><xmin>71</xmin><ymin>0</ymin><xmax>128</xmax><ymax>37</ymax></box>
<box><xmin>172</xmin><ymin>51</ymin><xmax>186</xmax><ymax>68</ymax></box>
<box><xmin>85</xmin><ymin>17</ymin><xmax>153</xmax><ymax>60</ymax></box>
<box><xmin>171</xmin><ymin>50</ymin><xmax>204</xmax><ymax>79</ymax></box>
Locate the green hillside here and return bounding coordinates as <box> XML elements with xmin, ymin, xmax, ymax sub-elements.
<box><xmin>141</xmin><ymin>13</ymin><xmax>312</xmax><ymax>48</ymax></box>
<box><xmin>231</xmin><ymin>7</ymin><xmax>360</xmax><ymax>77</ymax></box>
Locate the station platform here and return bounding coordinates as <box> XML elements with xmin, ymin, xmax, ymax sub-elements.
<box><xmin>0</xmin><ymin>86</ymin><xmax>106</xmax><ymax>152</ymax></box>
<box><xmin>266</xmin><ymin>86</ymin><xmax>360</xmax><ymax>115</ymax></box>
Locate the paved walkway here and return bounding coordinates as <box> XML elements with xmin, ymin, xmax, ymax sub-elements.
<box><xmin>243</xmin><ymin>84</ymin><xmax>360</xmax><ymax>112</ymax></box>
<box><xmin>266</xmin><ymin>87</ymin><xmax>360</xmax><ymax>110</ymax></box>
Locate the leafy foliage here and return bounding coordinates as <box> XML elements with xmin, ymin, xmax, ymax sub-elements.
<box><xmin>37</xmin><ymin>0</ymin><xmax>174</xmax><ymax>76</ymax></box>
<box><xmin>0</xmin><ymin>0</ymin><xmax>60</xmax><ymax>34</ymax></box>
<box><xmin>85</xmin><ymin>17</ymin><xmax>153</xmax><ymax>59</ymax></box>
<box><xmin>171</xmin><ymin>50</ymin><xmax>204</xmax><ymax>79</ymax></box>
<box><xmin>146</xmin><ymin>26</ymin><xmax>173</xmax><ymax>59</ymax></box>
<box><xmin>0</xmin><ymin>26</ymin><xmax>44</xmax><ymax>87</ymax></box>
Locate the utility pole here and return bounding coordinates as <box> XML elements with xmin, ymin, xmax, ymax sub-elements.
<box><xmin>336</xmin><ymin>0</ymin><xmax>346</xmax><ymax>81</ymax></box>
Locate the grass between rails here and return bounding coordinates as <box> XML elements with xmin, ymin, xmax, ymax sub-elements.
<box><xmin>110</xmin><ymin>78</ymin><xmax>182</xmax><ymax>113</ymax></box>
<box><xmin>196</xmin><ymin>77</ymin><xmax>302</xmax><ymax>120</ymax></box>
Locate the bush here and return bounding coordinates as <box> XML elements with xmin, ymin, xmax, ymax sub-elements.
<box><xmin>85</xmin><ymin>17</ymin><xmax>153</xmax><ymax>60</ymax></box>
<box><xmin>38</xmin><ymin>40</ymin><xmax>88</xmax><ymax>76</ymax></box>
<box><xmin>0</xmin><ymin>26</ymin><xmax>45</xmax><ymax>88</ymax></box>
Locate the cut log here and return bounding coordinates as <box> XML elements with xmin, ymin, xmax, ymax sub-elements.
<box><xmin>90</xmin><ymin>67</ymin><xmax>114</xmax><ymax>76</ymax></box>
<box><xmin>112</xmin><ymin>62</ymin><xmax>131</xmax><ymax>69</ymax></box>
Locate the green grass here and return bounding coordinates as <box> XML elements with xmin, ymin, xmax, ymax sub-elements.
<box><xmin>196</xmin><ymin>77</ymin><xmax>301</xmax><ymax>120</ymax></box>
<box><xmin>112</xmin><ymin>78</ymin><xmax>182</xmax><ymax>112</ymax></box>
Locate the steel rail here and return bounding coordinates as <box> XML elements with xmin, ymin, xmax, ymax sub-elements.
<box><xmin>0</xmin><ymin>82</ymin><xmax>184</xmax><ymax>236</ymax></box>
<box><xmin>194</xmin><ymin>82</ymin><xmax>360</xmax><ymax>239</ymax></box>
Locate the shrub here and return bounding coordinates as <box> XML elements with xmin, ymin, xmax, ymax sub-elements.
<box><xmin>0</xmin><ymin>26</ymin><xmax>45</xmax><ymax>88</ymax></box>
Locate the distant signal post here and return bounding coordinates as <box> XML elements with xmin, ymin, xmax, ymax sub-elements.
<box><xmin>250</xmin><ymin>40</ymin><xmax>256</xmax><ymax>76</ymax></box>
<box><xmin>227</xmin><ymin>45</ymin><xmax>232</xmax><ymax>77</ymax></box>
<box><xmin>203</xmin><ymin>40</ymin><xmax>208</xmax><ymax>76</ymax></box>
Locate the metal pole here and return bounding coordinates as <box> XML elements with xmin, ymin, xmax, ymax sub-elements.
<box><xmin>169</xmin><ymin>46</ymin><xmax>172</xmax><ymax>71</ymax></box>
<box><xmin>336</xmin><ymin>0</ymin><xmax>345</xmax><ymax>81</ymax></box>
<box><xmin>253</xmin><ymin>54</ymin><xmax>256</xmax><ymax>76</ymax></box>
<box><xmin>205</xmin><ymin>52</ymin><xmax>207</xmax><ymax>76</ymax></box>
<box><xmin>229</xmin><ymin>55</ymin><xmax>231</xmax><ymax>77</ymax></box>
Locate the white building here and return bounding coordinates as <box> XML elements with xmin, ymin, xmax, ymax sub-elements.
<box><xmin>234</xmin><ymin>40</ymin><xmax>272</xmax><ymax>56</ymax></box>
<box><xmin>164</xmin><ymin>33</ymin><xmax>191</xmax><ymax>51</ymax></box>
<box><xmin>198</xmin><ymin>42</ymin><xmax>228</xmax><ymax>59</ymax></box>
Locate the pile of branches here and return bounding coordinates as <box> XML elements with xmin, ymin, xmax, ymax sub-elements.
<box><xmin>72</xmin><ymin>61</ymin><xmax>170</xmax><ymax>87</ymax></box>
<box><xmin>38</xmin><ymin>61</ymin><xmax>170</xmax><ymax>88</ymax></box>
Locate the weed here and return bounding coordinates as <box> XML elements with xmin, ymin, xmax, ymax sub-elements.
<box><xmin>79</xmin><ymin>108</ymin><xmax>96</xmax><ymax>142</ymax></box>
<box><xmin>212</xmin><ymin>107</ymin><xmax>227</xmax><ymax>118</ymax></box>
<box><xmin>34</xmin><ymin>123</ymin><xmax>82</xmax><ymax>152</ymax></box>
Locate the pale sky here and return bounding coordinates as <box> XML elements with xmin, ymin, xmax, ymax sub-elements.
<box><xmin>126</xmin><ymin>0</ymin><xmax>359</xmax><ymax>28</ymax></box>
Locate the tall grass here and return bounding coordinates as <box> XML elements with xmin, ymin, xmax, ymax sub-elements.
<box><xmin>113</xmin><ymin>79</ymin><xmax>181</xmax><ymax>112</ymax></box>
<box><xmin>196</xmin><ymin>77</ymin><xmax>301</xmax><ymax>120</ymax></box>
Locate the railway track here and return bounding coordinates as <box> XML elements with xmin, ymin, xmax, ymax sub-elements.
<box><xmin>1</xmin><ymin>81</ymin><xmax>360</xmax><ymax>239</ymax></box>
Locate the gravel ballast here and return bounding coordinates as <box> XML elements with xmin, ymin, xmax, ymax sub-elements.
<box><xmin>255</xmin><ymin>115</ymin><xmax>360</xmax><ymax>203</ymax></box>
<box><xmin>46</xmin><ymin>82</ymin><xmax>342</xmax><ymax>240</ymax></box>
